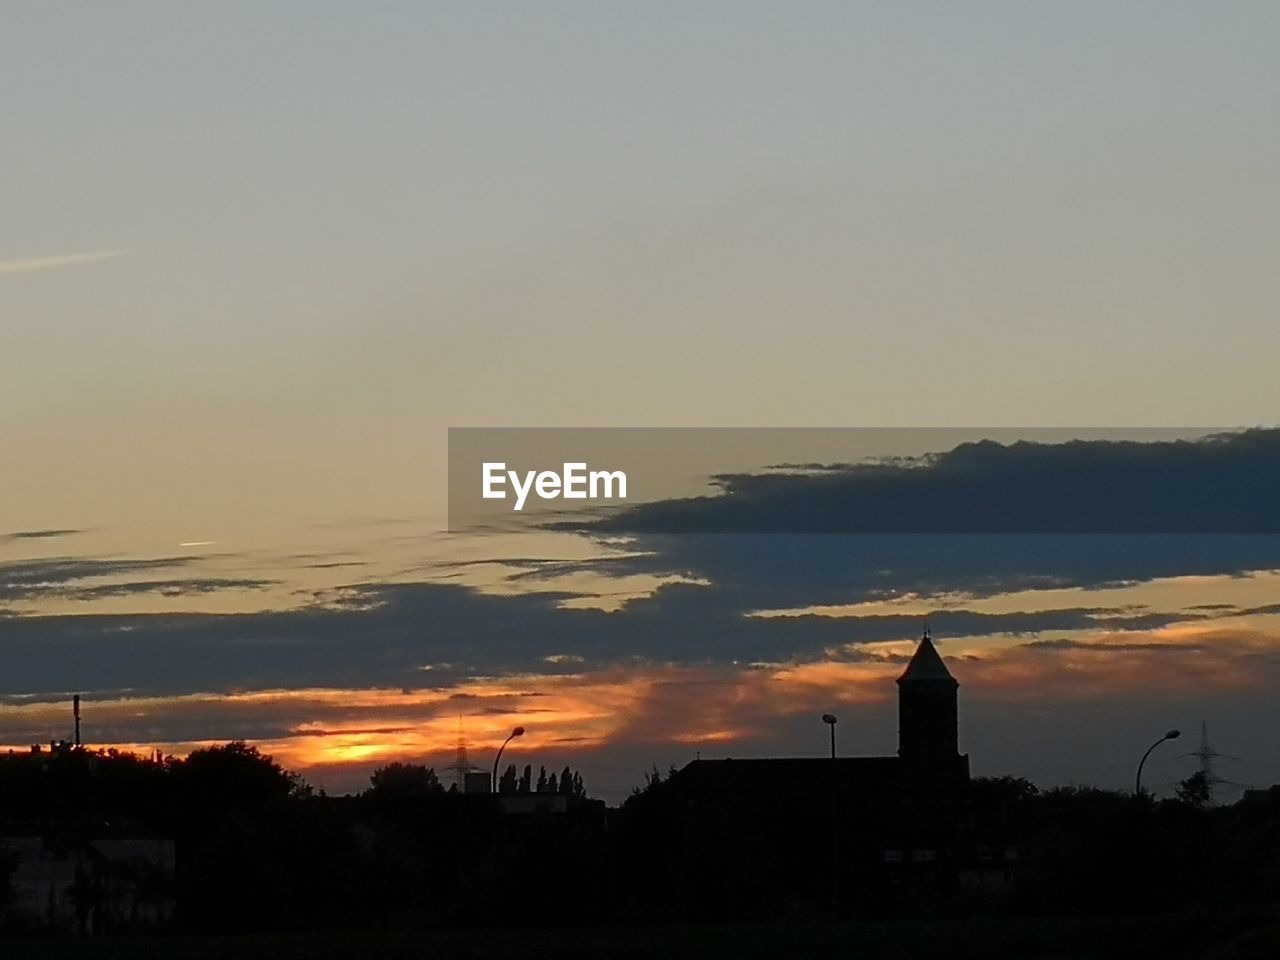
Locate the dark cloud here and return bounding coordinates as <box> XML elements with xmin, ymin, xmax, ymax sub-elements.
<box><xmin>1020</xmin><ymin>638</ymin><xmax>1207</xmax><ymax>652</ymax></box>
<box><xmin>0</xmin><ymin>573</ymin><xmax>1250</xmax><ymax>702</ymax></box>
<box><xmin>65</xmin><ymin>578</ymin><xmax>276</xmax><ymax>600</ymax></box>
<box><xmin>579</xmin><ymin>428</ymin><xmax>1280</xmax><ymax>535</ymax></box>
<box><xmin>0</xmin><ymin>556</ymin><xmax>197</xmax><ymax>601</ymax></box>
<box><xmin>1239</xmin><ymin>603</ymin><xmax>1280</xmax><ymax>617</ymax></box>
<box><xmin>291</xmin><ymin>726</ymin><xmax>413</xmax><ymax>738</ymax></box>
<box><xmin>0</xmin><ymin>528</ymin><xmax>82</xmax><ymax>542</ymax></box>
<box><xmin>568</xmin><ymin>532</ymin><xmax>1280</xmax><ymax>619</ymax></box>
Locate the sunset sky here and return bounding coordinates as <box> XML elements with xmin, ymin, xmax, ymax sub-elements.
<box><xmin>3</xmin><ymin>3</ymin><xmax>1279</xmax><ymax>802</ymax></box>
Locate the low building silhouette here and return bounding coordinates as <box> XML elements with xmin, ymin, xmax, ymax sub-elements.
<box><xmin>657</xmin><ymin>630</ymin><xmax>972</xmax><ymax>910</ymax></box>
<box><xmin>1</xmin><ymin>815</ymin><xmax>175</xmax><ymax>935</ymax></box>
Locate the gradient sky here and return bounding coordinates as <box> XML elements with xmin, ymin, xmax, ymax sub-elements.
<box><xmin>3</xmin><ymin>3</ymin><xmax>1280</xmax><ymax>802</ymax></box>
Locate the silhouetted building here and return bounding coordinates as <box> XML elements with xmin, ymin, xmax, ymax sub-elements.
<box><xmin>895</xmin><ymin>629</ymin><xmax>969</xmax><ymax>865</ymax></box>
<box><xmin>659</xmin><ymin>630</ymin><xmax>971</xmax><ymax>909</ymax></box>
<box><xmin>898</xmin><ymin>627</ymin><xmax>958</xmax><ymax>764</ymax></box>
<box><xmin>1</xmin><ymin>816</ymin><xmax>175</xmax><ymax>934</ymax></box>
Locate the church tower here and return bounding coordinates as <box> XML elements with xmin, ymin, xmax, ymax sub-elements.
<box><xmin>897</xmin><ymin>626</ymin><xmax>959</xmax><ymax>764</ymax></box>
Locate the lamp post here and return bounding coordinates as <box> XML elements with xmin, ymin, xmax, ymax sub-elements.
<box><xmin>822</xmin><ymin>714</ymin><xmax>838</xmax><ymax>759</ymax></box>
<box><xmin>492</xmin><ymin>726</ymin><xmax>525</xmax><ymax>793</ymax></box>
<box><xmin>1134</xmin><ymin>728</ymin><xmax>1180</xmax><ymax>795</ymax></box>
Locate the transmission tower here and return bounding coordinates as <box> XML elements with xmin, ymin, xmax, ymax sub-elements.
<box><xmin>445</xmin><ymin>716</ymin><xmax>477</xmax><ymax>789</ymax></box>
<box><xmin>1178</xmin><ymin>721</ymin><xmax>1239</xmax><ymax>805</ymax></box>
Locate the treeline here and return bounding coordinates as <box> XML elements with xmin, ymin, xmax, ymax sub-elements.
<box><xmin>967</xmin><ymin>774</ymin><xmax>1280</xmax><ymax>916</ymax></box>
<box><xmin>496</xmin><ymin>763</ymin><xmax>586</xmax><ymax>797</ymax></box>
<box><xmin>0</xmin><ymin>743</ymin><xmax>603</xmax><ymax>933</ymax></box>
<box><xmin>613</xmin><ymin>767</ymin><xmax>1280</xmax><ymax>921</ymax></box>
<box><xmin>364</xmin><ymin>761</ymin><xmax>588</xmax><ymax>798</ymax></box>
<box><xmin>2</xmin><ymin>744</ymin><xmax>1279</xmax><ymax>935</ymax></box>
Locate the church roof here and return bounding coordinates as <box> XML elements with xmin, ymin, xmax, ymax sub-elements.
<box><xmin>897</xmin><ymin>630</ymin><xmax>957</xmax><ymax>684</ymax></box>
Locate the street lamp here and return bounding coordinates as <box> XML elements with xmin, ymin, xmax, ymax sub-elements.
<box><xmin>822</xmin><ymin>714</ymin><xmax>838</xmax><ymax>759</ymax></box>
<box><xmin>492</xmin><ymin>726</ymin><xmax>525</xmax><ymax>793</ymax></box>
<box><xmin>1134</xmin><ymin>728</ymin><xmax>1180</xmax><ymax>795</ymax></box>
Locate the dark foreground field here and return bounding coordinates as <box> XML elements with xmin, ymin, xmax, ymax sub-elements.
<box><xmin>7</xmin><ymin>913</ymin><xmax>1280</xmax><ymax>960</ymax></box>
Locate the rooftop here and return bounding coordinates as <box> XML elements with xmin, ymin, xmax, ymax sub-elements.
<box><xmin>897</xmin><ymin>630</ymin><xmax>958</xmax><ymax>685</ymax></box>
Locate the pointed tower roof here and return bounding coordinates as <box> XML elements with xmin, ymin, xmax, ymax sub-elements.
<box><xmin>897</xmin><ymin>627</ymin><xmax>957</xmax><ymax>685</ymax></box>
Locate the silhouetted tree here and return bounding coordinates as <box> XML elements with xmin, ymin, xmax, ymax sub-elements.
<box><xmin>1176</xmin><ymin>770</ymin><xmax>1212</xmax><ymax>809</ymax></box>
<box><xmin>171</xmin><ymin>741</ymin><xmax>295</xmax><ymax>818</ymax></box>
<box><xmin>519</xmin><ymin>764</ymin><xmax>532</xmax><ymax>794</ymax></box>
<box><xmin>168</xmin><ymin>742</ymin><xmax>314</xmax><ymax>931</ymax></box>
<box><xmin>626</xmin><ymin>765</ymin><xmax>672</xmax><ymax>802</ymax></box>
<box><xmin>368</xmin><ymin>762</ymin><xmax>444</xmax><ymax>798</ymax></box>
<box><xmin>536</xmin><ymin>766</ymin><xmax>548</xmax><ymax>793</ymax></box>
<box><xmin>498</xmin><ymin>762</ymin><xmax>518</xmax><ymax>794</ymax></box>
<box><xmin>972</xmin><ymin>775</ymin><xmax>1039</xmax><ymax>806</ymax></box>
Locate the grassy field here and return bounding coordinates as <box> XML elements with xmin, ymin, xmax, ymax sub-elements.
<box><xmin>6</xmin><ymin>913</ymin><xmax>1280</xmax><ymax>960</ymax></box>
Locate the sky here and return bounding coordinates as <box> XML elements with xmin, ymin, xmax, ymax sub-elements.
<box><xmin>3</xmin><ymin>3</ymin><xmax>1280</xmax><ymax>803</ymax></box>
